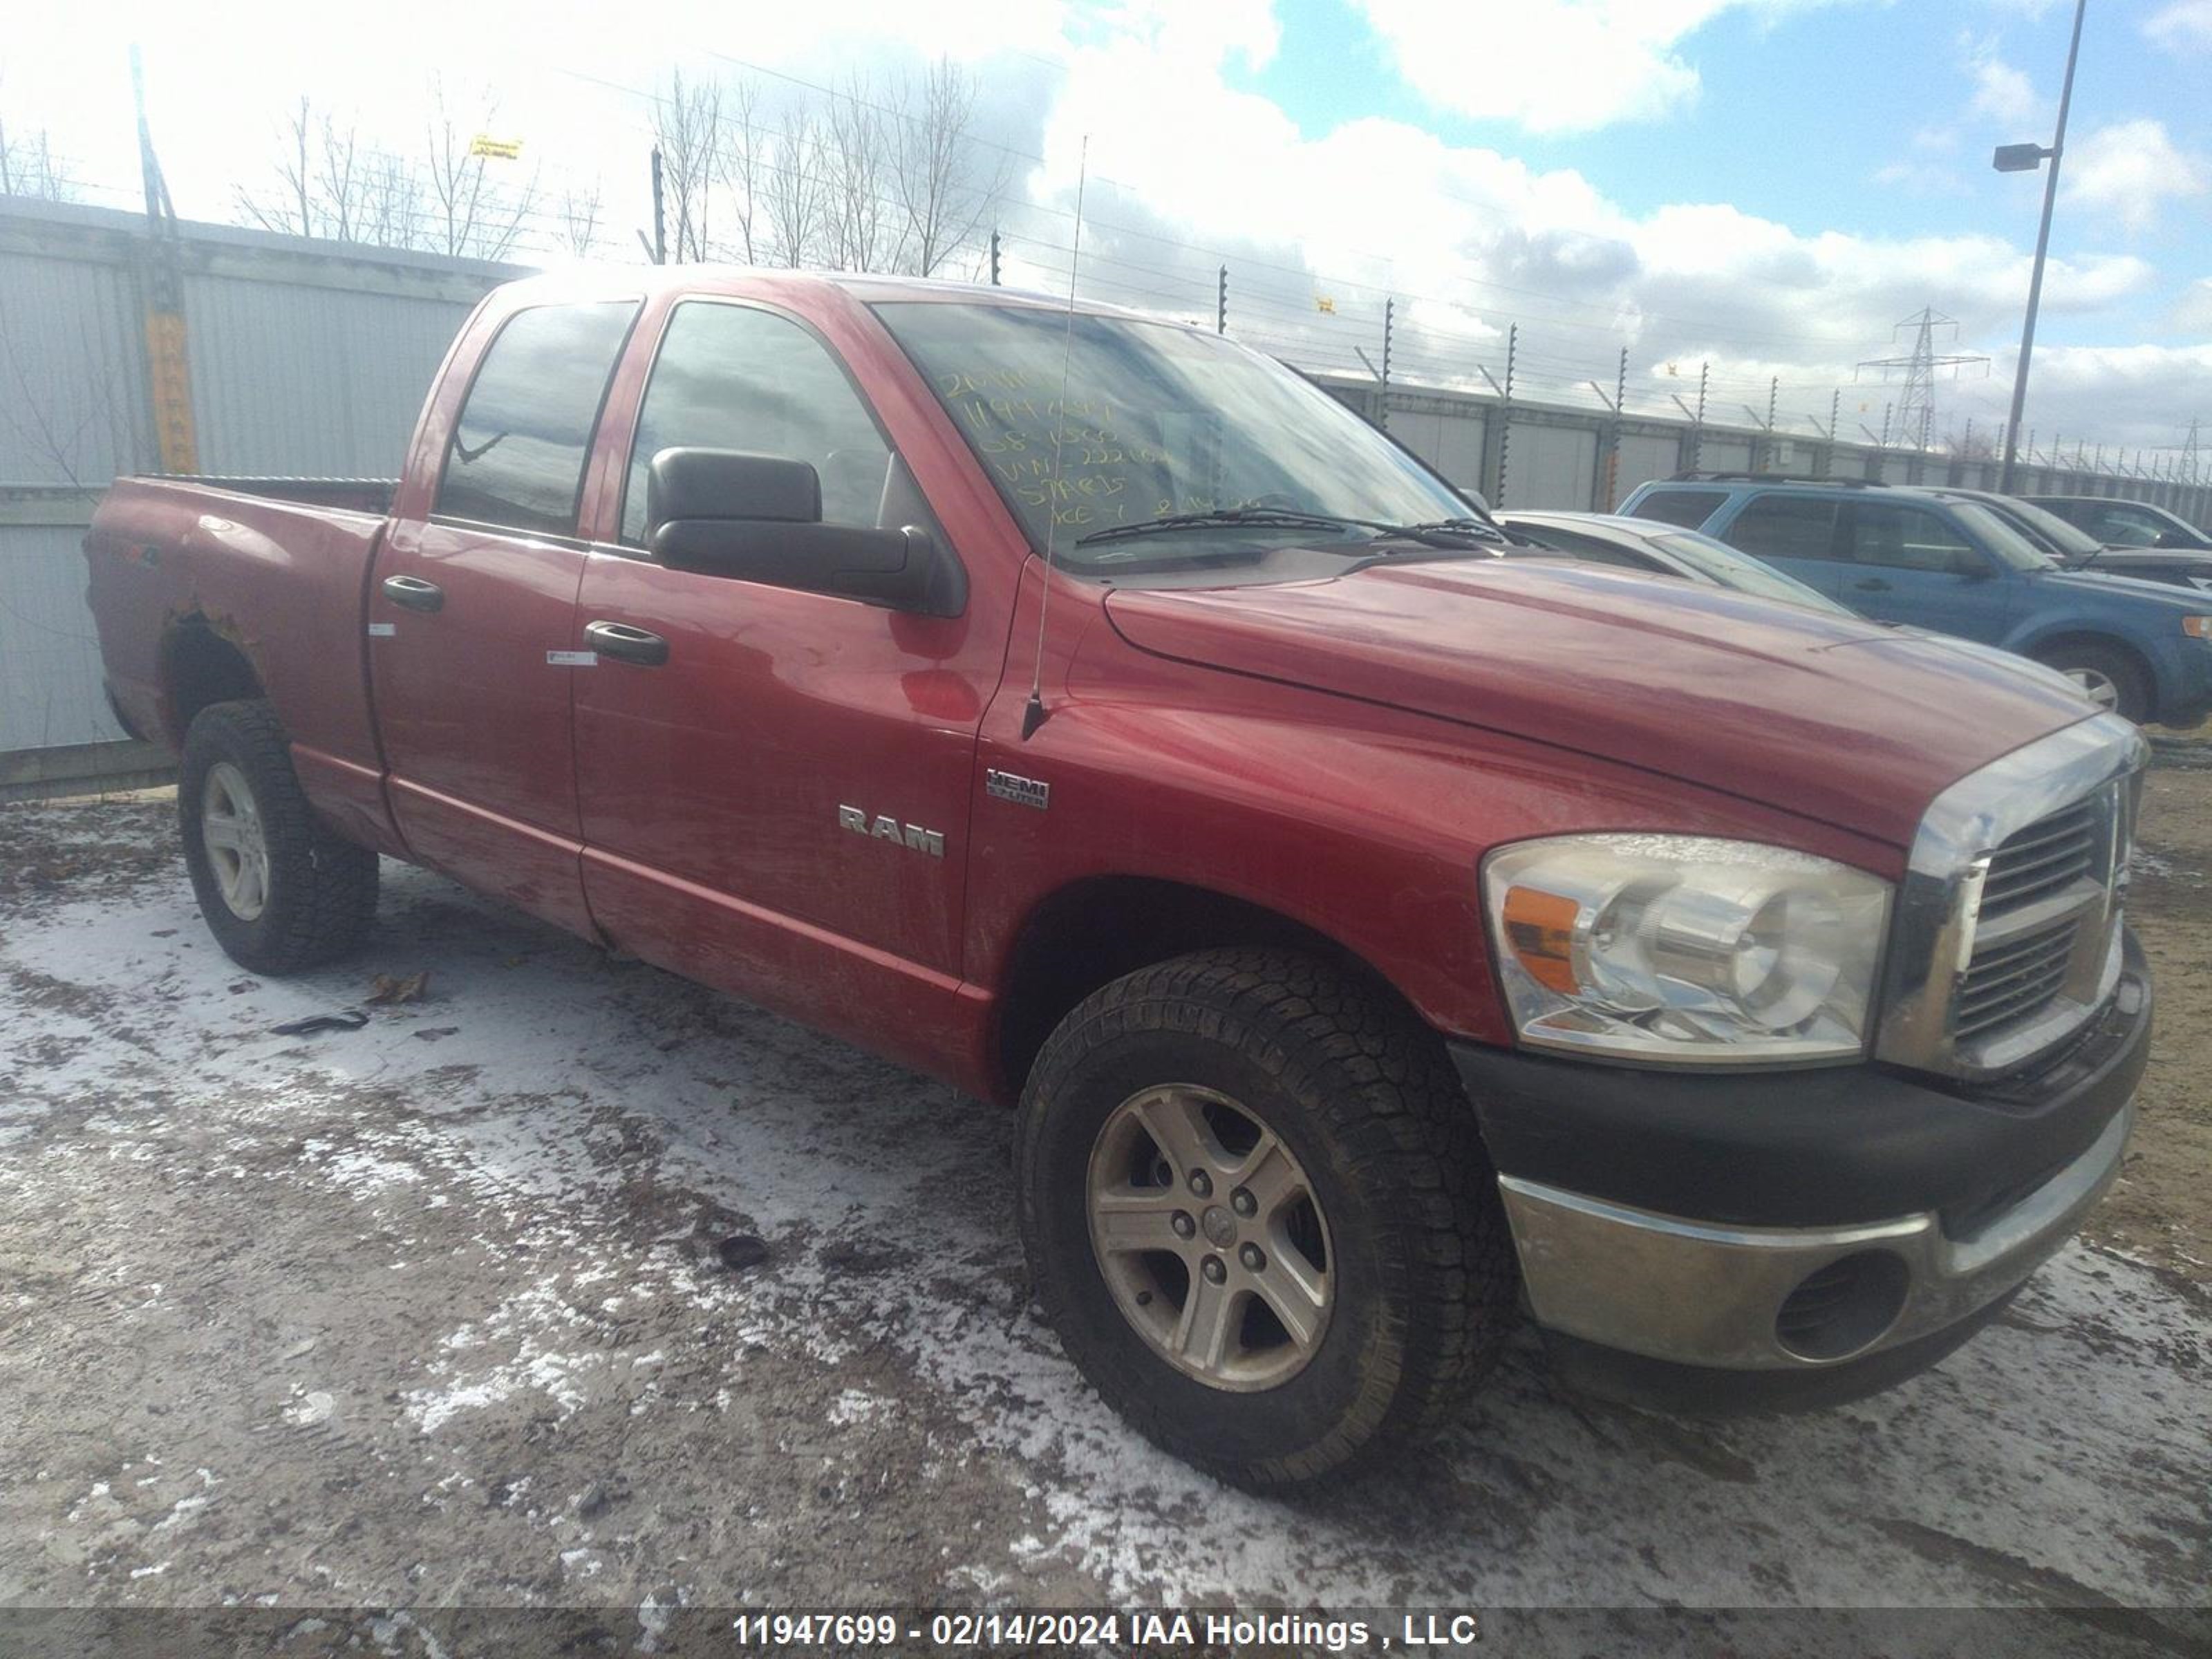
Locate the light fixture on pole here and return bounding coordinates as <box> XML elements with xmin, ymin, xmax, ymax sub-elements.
<box><xmin>1995</xmin><ymin>0</ymin><xmax>2089</xmax><ymax>496</ymax></box>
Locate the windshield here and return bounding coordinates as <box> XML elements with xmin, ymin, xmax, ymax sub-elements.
<box><xmin>1650</xmin><ymin>530</ymin><xmax>1852</xmax><ymax>615</ymax></box>
<box><xmin>1979</xmin><ymin>496</ymin><xmax>2099</xmax><ymax>560</ymax></box>
<box><xmin>873</xmin><ymin>302</ymin><xmax>1474</xmax><ymax>572</ymax></box>
<box><xmin>1949</xmin><ymin>500</ymin><xmax>2059</xmax><ymax>572</ymax></box>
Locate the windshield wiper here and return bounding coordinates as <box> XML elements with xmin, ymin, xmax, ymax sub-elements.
<box><xmin>1075</xmin><ymin>507</ymin><xmax>1383</xmax><ymax>547</ymax></box>
<box><xmin>1372</xmin><ymin>517</ymin><xmax>1511</xmax><ymax>547</ymax></box>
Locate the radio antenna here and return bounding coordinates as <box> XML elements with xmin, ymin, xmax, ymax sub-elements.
<box><xmin>1020</xmin><ymin>135</ymin><xmax>1088</xmax><ymax>742</ymax></box>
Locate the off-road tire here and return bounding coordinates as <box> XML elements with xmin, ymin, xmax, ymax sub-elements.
<box><xmin>1016</xmin><ymin>948</ymin><xmax>1517</xmax><ymax>1490</ymax></box>
<box><xmin>2034</xmin><ymin>640</ymin><xmax>2153</xmax><ymax>724</ymax></box>
<box><xmin>178</xmin><ymin>699</ymin><xmax>379</xmax><ymax>974</ymax></box>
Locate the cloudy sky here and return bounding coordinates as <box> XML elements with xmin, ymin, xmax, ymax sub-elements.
<box><xmin>13</xmin><ymin>0</ymin><xmax>2211</xmax><ymax>461</ymax></box>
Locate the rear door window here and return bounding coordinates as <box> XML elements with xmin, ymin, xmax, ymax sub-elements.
<box><xmin>1628</xmin><ymin>489</ymin><xmax>1727</xmax><ymax>529</ymax></box>
<box><xmin>435</xmin><ymin>301</ymin><xmax>639</xmax><ymax>538</ymax></box>
<box><xmin>1717</xmin><ymin>494</ymin><xmax>1841</xmax><ymax>561</ymax></box>
<box><xmin>2083</xmin><ymin>503</ymin><xmax>2168</xmax><ymax>546</ymax></box>
<box><xmin>1839</xmin><ymin>503</ymin><xmax>1983</xmax><ymax>573</ymax></box>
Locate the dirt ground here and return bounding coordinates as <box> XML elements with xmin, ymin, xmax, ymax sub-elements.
<box><xmin>0</xmin><ymin>763</ymin><xmax>2206</xmax><ymax>1655</ymax></box>
<box><xmin>2098</xmin><ymin>735</ymin><xmax>2212</xmax><ymax>1282</ymax></box>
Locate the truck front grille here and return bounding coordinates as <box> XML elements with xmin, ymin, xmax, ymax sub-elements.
<box><xmin>1978</xmin><ymin>800</ymin><xmax>2100</xmax><ymax>918</ymax></box>
<box><xmin>1956</xmin><ymin>915</ymin><xmax>2079</xmax><ymax>1040</ymax></box>
<box><xmin>1876</xmin><ymin>718</ymin><xmax>2145</xmax><ymax>1083</ymax></box>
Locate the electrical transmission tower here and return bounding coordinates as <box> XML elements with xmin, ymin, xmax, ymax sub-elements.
<box><xmin>2184</xmin><ymin>418</ymin><xmax>2202</xmax><ymax>485</ymax></box>
<box><xmin>1857</xmin><ymin>308</ymin><xmax>1988</xmax><ymax>452</ymax></box>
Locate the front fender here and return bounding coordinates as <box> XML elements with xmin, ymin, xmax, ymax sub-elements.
<box><xmin>963</xmin><ymin>625</ymin><xmax>1904</xmax><ymax>1050</ymax></box>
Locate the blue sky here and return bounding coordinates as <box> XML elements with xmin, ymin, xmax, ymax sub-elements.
<box><xmin>14</xmin><ymin>0</ymin><xmax>2211</xmax><ymax>456</ymax></box>
<box><xmin>1234</xmin><ymin>0</ymin><xmax>2209</xmax><ymax>350</ymax></box>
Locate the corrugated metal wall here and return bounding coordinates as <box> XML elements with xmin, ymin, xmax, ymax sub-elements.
<box><xmin>0</xmin><ymin>522</ymin><xmax>115</xmax><ymax>755</ymax></box>
<box><xmin>0</xmin><ymin>198</ymin><xmax>516</xmax><ymax>760</ymax></box>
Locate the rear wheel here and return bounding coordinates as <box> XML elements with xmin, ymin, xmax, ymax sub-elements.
<box><xmin>1016</xmin><ymin>948</ymin><xmax>1516</xmax><ymax>1490</ymax></box>
<box><xmin>179</xmin><ymin>700</ymin><xmax>379</xmax><ymax>974</ymax></box>
<box><xmin>2034</xmin><ymin>641</ymin><xmax>2151</xmax><ymax>723</ymax></box>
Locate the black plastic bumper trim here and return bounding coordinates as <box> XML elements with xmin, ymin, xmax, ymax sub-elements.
<box><xmin>1450</xmin><ymin>933</ymin><xmax>2150</xmax><ymax>1230</ymax></box>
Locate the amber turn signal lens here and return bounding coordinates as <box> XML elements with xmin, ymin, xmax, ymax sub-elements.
<box><xmin>1501</xmin><ymin>885</ymin><xmax>1582</xmax><ymax>995</ymax></box>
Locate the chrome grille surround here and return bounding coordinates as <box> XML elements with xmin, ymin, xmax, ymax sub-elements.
<box><xmin>1877</xmin><ymin>715</ymin><xmax>2145</xmax><ymax>1082</ymax></box>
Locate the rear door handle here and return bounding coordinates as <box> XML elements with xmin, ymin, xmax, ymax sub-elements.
<box><xmin>584</xmin><ymin>620</ymin><xmax>670</xmax><ymax>667</ymax></box>
<box><xmin>1853</xmin><ymin>578</ymin><xmax>1892</xmax><ymax>592</ymax></box>
<box><xmin>381</xmin><ymin>574</ymin><xmax>444</xmax><ymax>612</ymax></box>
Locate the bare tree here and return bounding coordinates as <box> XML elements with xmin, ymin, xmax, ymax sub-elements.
<box><xmin>718</xmin><ymin>75</ymin><xmax>765</xmax><ymax>265</ymax></box>
<box><xmin>422</xmin><ymin>79</ymin><xmax>538</xmax><ymax>260</ymax></box>
<box><xmin>235</xmin><ymin>97</ymin><xmax>318</xmax><ymax>234</ymax></box>
<box><xmin>762</xmin><ymin>107</ymin><xmax>825</xmax><ymax>267</ymax></box>
<box><xmin>819</xmin><ymin>76</ymin><xmax>893</xmax><ymax>273</ymax></box>
<box><xmin>556</xmin><ymin>182</ymin><xmax>603</xmax><ymax>257</ymax></box>
<box><xmin>889</xmin><ymin>59</ymin><xmax>1004</xmax><ymax>277</ymax></box>
<box><xmin>0</xmin><ymin>73</ymin><xmax>74</xmax><ymax>202</ymax></box>
<box><xmin>655</xmin><ymin>69</ymin><xmax>722</xmax><ymax>263</ymax></box>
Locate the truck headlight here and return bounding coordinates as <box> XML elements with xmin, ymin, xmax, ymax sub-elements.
<box><xmin>1481</xmin><ymin>836</ymin><xmax>1891</xmax><ymax>1065</ymax></box>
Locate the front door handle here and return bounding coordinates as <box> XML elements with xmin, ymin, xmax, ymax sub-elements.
<box><xmin>584</xmin><ymin>620</ymin><xmax>671</xmax><ymax>667</ymax></box>
<box><xmin>382</xmin><ymin>574</ymin><xmax>445</xmax><ymax>612</ymax></box>
<box><xmin>1853</xmin><ymin>577</ymin><xmax>1892</xmax><ymax>592</ymax></box>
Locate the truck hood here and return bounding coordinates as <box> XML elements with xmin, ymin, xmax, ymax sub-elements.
<box><xmin>1103</xmin><ymin>560</ymin><xmax>2096</xmax><ymax>848</ymax></box>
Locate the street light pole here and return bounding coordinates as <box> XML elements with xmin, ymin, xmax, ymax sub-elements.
<box><xmin>1996</xmin><ymin>0</ymin><xmax>2089</xmax><ymax>496</ymax></box>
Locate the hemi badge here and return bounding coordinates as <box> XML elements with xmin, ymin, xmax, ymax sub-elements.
<box><xmin>986</xmin><ymin>769</ymin><xmax>1050</xmax><ymax>810</ymax></box>
<box><xmin>546</xmin><ymin>650</ymin><xmax>599</xmax><ymax>667</ymax></box>
<box><xmin>366</xmin><ymin>623</ymin><xmax>396</xmax><ymax>637</ymax></box>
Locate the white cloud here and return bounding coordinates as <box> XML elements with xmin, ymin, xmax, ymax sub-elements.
<box><xmin>2145</xmin><ymin>1</ymin><xmax>2212</xmax><ymax>53</ymax></box>
<box><xmin>1349</xmin><ymin>0</ymin><xmax>1848</xmax><ymax>135</ymax></box>
<box><xmin>2169</xmin><ymin>277</ymin><xmax>2212</xmax><ymax>336</ymax></box>
<box><xmin>1027</xmin><ymin>17</ymin><xmax>2162</xmax><ymax>442</ymax></box>
<box><xmin>2062</xmin><ymin>118</ymin><xmax>2212</xmax><ymax>234</ymax></box>
<box><xmin>1968</xmin><ymin>53</ymin><xmax>2038</xmax><ymax>128</ymax></box>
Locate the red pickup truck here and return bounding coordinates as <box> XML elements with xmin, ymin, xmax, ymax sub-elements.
<box><xmin>86</xmin><ymin>269</ymin><xmax>2149</xmax><ymax>1489</ymax></box>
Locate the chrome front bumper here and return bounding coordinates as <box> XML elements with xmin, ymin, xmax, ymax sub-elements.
<box><xmin>1499</xmin><ymin>1102</ymin><xmax>2132</xmax><ymax>1372</ymax></box>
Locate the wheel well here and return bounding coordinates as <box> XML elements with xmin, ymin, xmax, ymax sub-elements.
<box><xmin>162</xmin><ymin>620</ymin><xmax>264</xmax><ymax>744</ymax></box>
<box><xmin>2025</xmin><ymin>631</ymin><xmax>2152</xmax><ymax>688</ymax></box>
<box><xmin>991</xmin><ymin>877</ymin><xmax>1410</xmax><ymax>1104</ymax></box>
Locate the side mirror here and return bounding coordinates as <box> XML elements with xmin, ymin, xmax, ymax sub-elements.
<box><xmin>645</xmin><ymin>447</ymin><xmax>964</xmax><ymax>617</ymax></box>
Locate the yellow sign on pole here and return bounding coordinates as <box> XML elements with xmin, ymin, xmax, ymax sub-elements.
<box><xmin>1314</xmin><ymin>296</ymin><xmax>1335</xmax><ymax>315</ymax></box>
<box><xmin>468</xmin><ymin>135</ymin><xmax>523</xmax><ymax>160</ymax></box>
<box><xmin>144</xmin><ymin>310</ymin><xmax>198</xmax><ymax>475</ymax></box>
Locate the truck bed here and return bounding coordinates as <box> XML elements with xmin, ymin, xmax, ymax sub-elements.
<box><xmin>84</xmin><ymin>476</ymin><xmax>393</xmax><ymax>841</ymax></box>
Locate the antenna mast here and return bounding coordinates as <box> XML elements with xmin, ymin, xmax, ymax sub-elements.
<box><xmin>1020</xmin><ymin>137</ymin><xmax>1089</xmax><ymax>742</ymax></box>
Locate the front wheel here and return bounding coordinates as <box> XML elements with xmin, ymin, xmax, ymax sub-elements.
<box><xmin>179</xmin><ymin>699</ymin><xmax>379</xmax><ymax>975</ymax></box>
<box><xmin>2034</xmin><ymin>641</ymin><xmax>2151</xmax><ymax>723</ymax></box>
<box><xmin>1016</xmin><ymin>949</ymin><xmax>1516</xmax><ymax>1490</ymax></box>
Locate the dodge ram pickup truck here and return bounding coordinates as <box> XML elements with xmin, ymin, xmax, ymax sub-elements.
<box><xmin>86</xmin><ymin>270</ymin><xmax>2150</xmax><ymax>1490</ymax></box>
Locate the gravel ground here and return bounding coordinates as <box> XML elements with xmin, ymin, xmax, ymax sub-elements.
<box><xmin>1</xmin><ymin>778</ymin><xmax>2207</xmax><ymax>1656</ymax></box>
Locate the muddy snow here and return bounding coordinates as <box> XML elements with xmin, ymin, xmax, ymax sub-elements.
<box><xmin>1</xmin><ymin>791</ymin><xmax>2206</xmax><ymax>1653</ymax></box>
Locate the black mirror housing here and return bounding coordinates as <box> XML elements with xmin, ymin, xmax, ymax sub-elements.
<box><xmin>647</xmin><ymin>448</ymin><xmax>821</xmax><ymax>532</ymax></box>
<box><xmin>643</xmin><ymin>446</ymin><xmax>966</xmax><ymax>616</ymax></box>
<box><xmin>651</xmin><ymin>519</ymin><xmax>966</xmax><ymax>617</ymax></box>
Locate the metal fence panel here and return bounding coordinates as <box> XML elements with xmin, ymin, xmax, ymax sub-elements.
<box><xmin>183</xmin><ymin>271</ymin><xmax>476</xmax><ymax>475</ymax></box>
<box><xmin>1510</xmin><ymin>424</ymin><xmax>1599</xmax><ymax>509</ymax></box>
<box><xmin>1613</xmin><ymin>433</ymin><xmax>1685</xmax><ymax>507</ymax></box>
<box><xmin>0</xmin><ymin>522</ymin><xmax>120</xmax><ymax>753</ymax></box>
<box><xmin>0</xmin><ymin>247</ymin><xmax>151</xmax><ymax>487</ymax></box>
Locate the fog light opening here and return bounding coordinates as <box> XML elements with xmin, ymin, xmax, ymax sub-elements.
<box><xmin>1774</xmin><ymin>1250</ymin><xmax>1910</xmax><ymax>1362</ymax></box>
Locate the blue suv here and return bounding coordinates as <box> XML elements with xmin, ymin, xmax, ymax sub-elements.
<box><xmin>1622</xmin><ymin>474</ymin><xmax>2212</xmax><ymax>724</ymax></box>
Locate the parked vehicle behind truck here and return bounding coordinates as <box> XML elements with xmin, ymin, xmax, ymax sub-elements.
<box><xmin>86</xmin><ymin>272</ymin><xmax>2150</xmax><ymax>1488</ymax></box>
<box><xmin>1624</xmin><ymin>474</ymin><xmax>2212</xmax><ymax>723</ymax></box>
